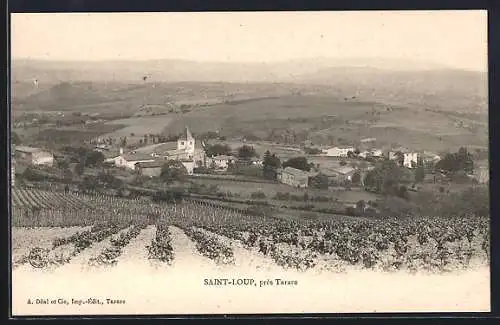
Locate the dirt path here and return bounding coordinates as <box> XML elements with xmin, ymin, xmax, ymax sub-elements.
<box><xmin>115</xmin><ymin>225</ymin><xmax>156</xmax><ymax>270</ymax></box>
<box><xmin>167</xmin><ymin>225</ymin><xmax>216</xmax><ymax>273</ymax></box>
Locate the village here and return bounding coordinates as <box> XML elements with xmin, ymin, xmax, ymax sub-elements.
<box><xmin>11</xmin><ymin>123</ymin><xmax>489</xmax><ymax>218</ymax></box>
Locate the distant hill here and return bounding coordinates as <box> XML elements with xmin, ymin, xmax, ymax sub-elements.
<box><xmin>11</xmin><ymin>57</ymin><xmax>487</xmax><ymax>115</ymax></box>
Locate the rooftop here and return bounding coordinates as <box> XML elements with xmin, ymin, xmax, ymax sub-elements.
<box><xmin>211</xmin><ymin>155</ymin><xmax>236</xmax><ymax>160</ymax></box>
<box><xmin>282</xmin><ymin>166</ymin><xmax>309</xmax><ymax>177</ymax></box>
<box><xmin>122</xmin><ymin>153</ymin><xmax>156</xmax><ymax>161</ymax></box>
<box><xmin>323</xmin><ymin>166</ymin><xmax>357</xmax><ymax>175</ymax></box>
<box><xmin>179</xmin><ymin>126</ymin><xmax>194</xmax><ymax>141</ymax></box>
<box><xmin>15</xmin><ymin>146</ymin><xmax>46</xmax><ymax>153</ymax></box>
<box><xmin>135</xmin><ymin>161</ymin><xmax>166</xmax><ymax>169</ymax></box>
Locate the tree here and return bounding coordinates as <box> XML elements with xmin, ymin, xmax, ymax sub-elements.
<box><xmin>347</xmin><ymin>151</ymin><xmax>355</xmax><ymax>158</ymax></box>
<box><xmin>309</xmin><ymin>173</ymin><xmax>329</xmax><ymax>189</ymax></box>
<box><xmin>11</xmin><ymin>131</ymin><xmax>21</xmax><ymax>145</ymax></box>
<box><xmin>282</xmin><ymin>157</ymin><xmax>311</xmax><ymax>171</ymax></box>
<box><xmin>237</xmin><ymin>145</ymin><xmax>257</xmax><ymax>160</ymax></box>
<box><xmin>415</xmin><ymin>166</ymin><xmax>425</xmax><ymax>183</ymax></box>
<box><xmin>160</xmin><ymin>161</ymin><xmax>188</xmax><ymax>184</ymax></box>
<box><xmin>351</xmin><ymin>171</ymin><xmax>361</xmax><ymax>184</ymax></box>
<box><xmin>206</xmin><ymin>144</ymin><xmax>232</xmax><ymax>157</ymax></box>
<box><xmin>356</xmin><ymin>200</ymin><xmax>366</xmax><ymax>214</ymax></box>
<box><xmin>394</xmin><ymin>151</ymin><xmax>405</xmax><ymax>167</ymax></box>
<box><xmin>263</xmin><ymin>150</ymin><xmax>281</xmax><ymax>180</ymax></box>
<box><xmin>84</xmin><ymin>151</ymin><xmax>105</xmax><ymax>167</ymax></box>
<box><xmin>75</xmin><ymin>162</ymin><xmax>85</xmax><ymax>176</ymax></box>
<box><xmin>339</xmin><ymin>160</ymin><xmax>347</xmax><ymax>166</ymax></box>
<box><xmin>363</xmin><ymin>160</ymin><xmax>404</xmax><ymax>195</ymax></box>
<box><xmin>435</xmin><ymin>147</ymin><xmax>474</xmax><ymax>174</ymax></box>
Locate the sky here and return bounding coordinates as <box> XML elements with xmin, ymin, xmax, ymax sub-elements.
<box><xmin>10</xmin><ymin>11</ymin><xmax>488</xmax><ymax>71</ymax></box>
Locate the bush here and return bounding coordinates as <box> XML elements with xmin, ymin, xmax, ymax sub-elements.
<box><xmin>274</xmin><ymin>192</ymin><xmax>290</xmax><ymax>200</ymax></box>
<box><xmin>245</xmin><ymin>205</ymin><xmax>274</xmax><ymax>217</ymax></box>
<box><xmin>250</xmin><ymin>191</ymin><xmax>266</xmax><ymax>199</ymax></box>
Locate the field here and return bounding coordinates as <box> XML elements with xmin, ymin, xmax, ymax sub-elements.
<box><xmin>11</xmin><ymin>187</ymin><xmax>490</xmax><ymax>313</ymax></box>
<box><xmin>102</xmin><ymin>116</ymin><xmax>175</xmax><ymax>144</ymax></box>
<box><xmin>163</xmin><ymin>95</ymin><xmax>488</xmax><ymax>152</ymax></box>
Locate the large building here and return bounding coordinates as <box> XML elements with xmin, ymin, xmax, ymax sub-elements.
<box><xmin>323</xmin><ymin>146</ymin><xmax>356</xmax><ymax>158</ymax></box>
<box><xmin>14</xmin><ymin>146</ymin><xmax>54</xmax><ymax>166</ymax></box>
<box><xmin>106</xmin><ymin>126</ymin><xmax>204</xmax><ymax>173</ymax></box>
<box><xmin>207</xmin><ymin>155</ymin><xmax>237</xmax><ymax>170</ymax></box>
<box><xmin>277</xmin><ymin>167</ymin><xmax>310</xmax><ymax>188</ymax></box>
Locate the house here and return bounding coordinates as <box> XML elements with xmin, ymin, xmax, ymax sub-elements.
<box><xmin>14</xmin><ymin>146</ymin><xmax>54</xmax><ymax>166</ymax></box>
<box><xmin>389</xmin><ymin>148</ymin><xmax>419</xmax><ymax>168</ymax></box>
<box><xmin>277</xmin><ymin>167</ymin><xmax>310</xmax><ymax>188</ymax></box>
<box><xmin>323</xmin><ymin>146</ymin><xmax>356</xmax><ymax>158</ymax></box>
<box><xmin>135</xmin><ymin>161</ymin><xmax>164</xmax><ymax>177</ymax></box>
<box><xmin>323</xmin><ymin>166</ymin><xmax>357</xmax><ymax>185</ymax></box>
<box><xmin>371</xmin><ymin>149</ymin><xmax>384</xmax><ymax>158</ymax></box>
<box><xmin>421</xmin><ymin>151</ymin><xmax>441</xmax><ymax>170</ymax></box>
<box><xmin>114</xmin><ymin>151</ymin><xmax>156</xmax><ymax>170</ymax></box>
<box><xmin>250</xmin><ymin>157</ymin><xmax>263</xmax><ymax>166</ymax></box>
<box><xmin>208</xmin><ymin>155</ymin><xmax>237</xmax><ymax>170</ymax></box>
<box><xmin>474</xmin><ymin>166</ymin><xmax>489</xmax><ymax>184</ymax></box>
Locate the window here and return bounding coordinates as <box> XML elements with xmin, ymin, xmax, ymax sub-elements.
<box><xmin>181</xmin><ymin>141</ymin><xmax>184</xmax><ymax>145</ymax></box>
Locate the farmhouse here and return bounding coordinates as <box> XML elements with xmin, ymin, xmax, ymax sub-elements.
<box><xmin>277</xmin><ymin>167</ymin><xmax>310</xmax><ymax>188</ymax></box>
<box><xmin>323</xmin><ymin>166</ymin><xmax>357</xmax><ymax>185</ymax></box>
<box><xmin>389</xmin><ymin>147</ymin><xmax>419</xmax><ymax>168</ymax></box>
<box><xmin>114</xmin><ymin>152</ymin><xmax>156</xmax><ymax>170</ymax></box>
<box><xmin>135</xmin><ymin>161</ymin><xmax>164</xmax><ymax>177</ymax></box>
<box><xmin>14</xmin><ymin>146</ymin><xmax>54</xmax><ymax>167</ymax></box>
<box><xmin>207</xmin><ymin>155</ymin><xmax>237</xmax><ymax>170</ymax></box>
<box><xmin>323</xmin><ymin>146</ymin><xmax>356</xmax><ymax>158</ymax></box>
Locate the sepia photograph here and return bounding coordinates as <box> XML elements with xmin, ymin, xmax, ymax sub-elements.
<box><xmin>9</xmin><ymin>11</ymin><xmax>489</xmax><ymax>315</ymax></box>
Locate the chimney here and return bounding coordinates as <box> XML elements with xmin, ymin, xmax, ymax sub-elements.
<box><xmin>119</xmin><ymin>148</ymin><xmax>124</xmax><ymax>155</ymax></box>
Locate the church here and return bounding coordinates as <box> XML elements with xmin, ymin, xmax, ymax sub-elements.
<box><xmin>108</xmin><ymin>126</ymin><xmax>206</xmax><ymax>175</ymax></box>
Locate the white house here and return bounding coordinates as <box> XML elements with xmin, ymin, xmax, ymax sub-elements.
<box><xmin>114</xmin><ymin>152</ymin><xmax>156</xmax><ymax>170</ymax></box>
<box><xmin>277</xmin><ymin>167</ymin><xmax>310</xmax><ymax>188</ymax></box>
<box><xmin>323</xmin><ymin>146</ymin><xmax>355</xmax><ymax>158</ymax></box>
<box><xmin>14</xmin><ymin>146</ymin><xmax>54</xmax><ymax>166</ymax></box>
<box><xmin>208</xmin><ymin>155</ymin><xmax>236</xmax><ymax>170</ymax></box>
<box><xmin>389</xmin><ymin>148</ymin><xmax>419</xmax><ymax>168</ymax></box>
<box><xmin>371</xmin><ymin>149</ymin><xmax>384</xmax><ymax>157</ymax></box>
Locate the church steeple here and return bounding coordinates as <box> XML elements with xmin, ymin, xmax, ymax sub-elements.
<box><xmin>177</xmin><ymin>126</ymin><xmax>195</xmax><ymax>154</ymax></box>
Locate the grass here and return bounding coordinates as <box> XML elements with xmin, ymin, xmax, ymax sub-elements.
<box><xmin>190</xmin><ymin>177</ymin><xmax>380</xmax><ymax>204</ymax></box>
<box><xmin>22</xmin><ymin>125</ymin><xmax>126</xmax><ymax>148</ymax></box>
<box><xmin>13</xmin><ymin>80</ymin><xmax>488</xmax><ymax>155</ymax></box>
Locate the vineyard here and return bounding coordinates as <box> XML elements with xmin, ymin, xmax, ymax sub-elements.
<box><xmin>11</xmin><ymin>188</ymin><xmax>490</xmax><ymax>274</ymax></box>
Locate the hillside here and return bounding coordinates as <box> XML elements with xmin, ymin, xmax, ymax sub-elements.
<box><xmin>10</xmin><ymin>58</ymin><xmax>488</xmax><ymax>152</ymax></box>
<box><xmin>12</xmin><ymin>58</ymin><xmax>487</xmax><ymax>113</ymax></box>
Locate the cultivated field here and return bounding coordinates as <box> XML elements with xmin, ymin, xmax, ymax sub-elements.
<box><xmin>11</xmin><ymin>188</ymin><xmax>490</xmax><ymax>314</ymax></box>
<box><xmin>102</xmin><ymin>116</ymin><xmax>175</xmax><ymax>143</ymax></box>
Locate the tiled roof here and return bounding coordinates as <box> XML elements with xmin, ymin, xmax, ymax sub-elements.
<box><xmin>122</xmin><ymin>153</ymin><xmax>155</xmax><ymax>161</ymax></box>
<box><xmin>15</xmin><ymin>146</ymin><xmax>45</xmax><ymax>153</ymax></box>
<box><xmin>135</xmin><ymin>161</ymin><xmax>165</xmax><ymax>168</ymax></box>
<box><xmin>282</xmin><ymin>167</ymin><xmax>309</xmax><ymax>177</ymax></box>
<box><xmin>210</xmin><ymin>155</ymin><xmax>236</xmax><ymax>160</ymax></box>
<box><xmin>179</xmin><ymin>126</ymin><xmax>193</xmax><ymax>141</ymax></box>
